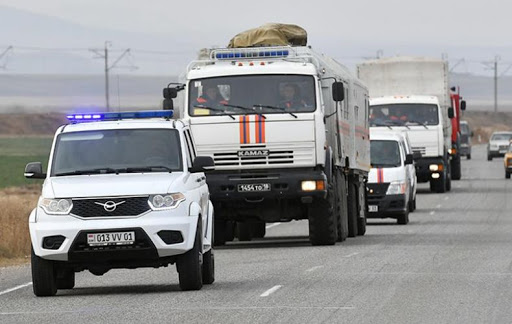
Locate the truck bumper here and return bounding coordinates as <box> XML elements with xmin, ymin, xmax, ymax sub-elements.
<box><xmin>414</xmin><ymin>157</ymin><xmax>446</xmax><ymax>183</ymax></box>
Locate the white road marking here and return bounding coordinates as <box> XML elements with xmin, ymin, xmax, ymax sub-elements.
<box><xmin>260</xmin><ymin>285</ymin><xmax>282</xmax><ymax>297</ymax></box>
<box><xmin>305</xmin><ymin>265</ymin><xmax>324</xmax><ymax>273</ymax></box>
<box><xmin>436</xmin><ymin>204</ymin><xmax>442</xmax><ymax>209</ymax></box>
<box><xmin>430</xmin><ymin>211</ymin><xmax>436</xmax><ymax>215</ymax></box>
<box><xmin>444</xmin><ymin>196</ymin><xmax>449</xmax><ymax>201</ymax></box>
<box><xmin>343</xmin><ymin>252</ymin><xmax>359</xmax><ymax>258</ymax></box>
<box><xmin>0</xmin><ymin>282</ymin><xmax>32</xmax><ymax>296</ymax></box>
<box><xmin>265</xmin><ymin>222</ymin><xmax>281</xmax><ymax>229</ymax></box>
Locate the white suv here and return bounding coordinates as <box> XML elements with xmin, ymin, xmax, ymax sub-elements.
<box><xmin>25</xmin><ymin>111</ymin><xmax>215</xmax><ymax>296</ymax></box>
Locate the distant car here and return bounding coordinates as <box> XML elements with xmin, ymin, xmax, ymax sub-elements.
<box><xmin>487</xmin><ymin>131</ymin><xmax>512</xmax><ymax>161</ymax></box>
<box><xmin>504</xmin><ymin>143</ymin><xmax>512</xmax><ymax>178</ymax></box>
<box><xmin>459</xmin><ymin>121</ymin><xmax>472</xmax><ymax>160</ymax></box>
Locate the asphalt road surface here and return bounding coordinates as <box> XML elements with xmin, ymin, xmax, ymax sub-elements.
<box><xmin>1</xmin><ymin>144</ymin><xmax>511</xmax><ymax>324</ymax></box>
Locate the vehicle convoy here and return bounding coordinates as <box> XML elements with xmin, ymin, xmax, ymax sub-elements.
<box><xmin>358</xmin><ymin>56</ymin><xmax>455</xmax><ymax>193</ymax></box>
<box><xmin>459</xmin><ymin>120</ymin><xmax>472</xmax><ymax>159</ymax></box>
<box><xmin>25</xmin><ymin>111</ymin><xmax>215</xmax><ymax>296</ymax></box>
<box><xmin>367</xmin><ymin>129</ymin><xmax>417</xmax><ymax>224</ymax></box>
<box><xmin>163</xmin><ymin>24</ymin><xmax>370</xmax><ymax>245</ymax></box>
<box><xmin>449</xmin><ymin>87</ymin><xmax>467</xmax><ymax>179</ymax></box>
<box><xmin>487</xmin><ymin>131</ymin><xmax>512</xmax><ymax>161</ymax></box>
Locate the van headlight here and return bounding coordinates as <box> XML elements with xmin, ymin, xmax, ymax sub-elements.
<box><xmin>386</xmin><ymin>181</ymin><xmax>407</xmax><ymax>195</ymax></box>
<box><xmin>149</xmin><ymin>193</ymin><xmax>186</xmax><ymax>210</ymax></box>
<box><xmin>39</xmin><ymin>198</ymin><xmax>73</xmax><ymax>215</ymax></box>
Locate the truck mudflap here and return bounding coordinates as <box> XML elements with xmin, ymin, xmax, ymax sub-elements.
<box><xmin>206</xmin><ymin>169</ymin><xmax>327</xmax><ymax>202</ymax></box>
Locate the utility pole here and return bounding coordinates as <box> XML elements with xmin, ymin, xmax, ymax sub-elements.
<box><xmin>90</xmin><ymin>42</ymin><xmax>132</xmax><ymax>111</ymax></box>
<box><xmin>0</xmin><ymin>46</ymin><xmax>13</xmax><ymax>69</ymax></box>
<box><xmin>483</xmin><ymin>56</ymin><xmax>500</xmax><ymax>112</ymax></box>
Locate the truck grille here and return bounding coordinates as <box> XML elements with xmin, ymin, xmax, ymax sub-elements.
<box><xmin>412</xmin><ymin>146</ymin><xmax>426</xmax><ymax>155</ymax></box>
<box><xmin>71</xmin><ymin>196</ymin><xmax>150</xmax><ymax>218</ymax></box>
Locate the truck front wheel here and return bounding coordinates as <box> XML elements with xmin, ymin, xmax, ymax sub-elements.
<box><xmin>308</xmin><ymin>186</ymin><xmax>337</xmax><ymax>246</ymax></box>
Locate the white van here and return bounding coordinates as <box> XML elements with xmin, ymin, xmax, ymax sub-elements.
<box><xmin>367</xmin><ymin>129</ymin><xmax>417</xmax><ymax>224</ymax></box>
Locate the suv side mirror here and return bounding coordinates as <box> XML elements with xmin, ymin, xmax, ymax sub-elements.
<box><xmin>163</xmin><ymin>98</ymin><xmax>174</xmax><ymax>111</ymax></box>
<box><xmin>25</xmin><ymin>162</ymin><xmax>46</xmax><ymax>179</ymax></box>
<box><xmin>163</xmin><ymin>87</ymin><xmax>178</xmax><ymax>99</ymax></box>
<box><xmin>461</xmin><ymin>100</ymin><xmax>466</xmax><ymax>111</ymax></box>
<box><xmin>191</xmin><ymin>156</ymin><xmax>215</xmax><ymax>173</ymax></box>
<box><xmin>332</xmin><ymin>82</ymin><xmax>344</xmax><ymax>102</ymax></box>
<box><xmin>448</xmin><ymin>107</ymin><xmax>455</xmax><ymax>119</ymax></box>
<box><xmin>412</xmin><ymin>152</ymin><xmax>422</xmax><ymax>161</ymax></box>
<box><xmin>405</xmin><ymin>154</ymin><xmax>414</xmax><ymax>165</ymax></box>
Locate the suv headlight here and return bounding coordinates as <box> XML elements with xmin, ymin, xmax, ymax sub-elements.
<box><xmin>149</xmin><ymin>193</ymin><xmax>186</xmax><ymax>210</ymax></box>
<box><xmin>39</xmin><ymin>198</ymin><xmax>73</xmax><ymax>215</ymax></box>
<box><xmin>386</xmin><ymin>181</ymin><xmax>407</xmax><ymax>195</ymax></box>
<box><xmin>490</xmin><ymin>144</ymin><xmax>498</xmax><ymax>149</ymax></box>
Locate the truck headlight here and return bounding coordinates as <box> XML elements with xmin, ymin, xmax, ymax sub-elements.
<box><xmin>429</xmin><ymin>164</ymin><xmax>443</xmax><ymax>172</ymax></box>
<box><xmin>301</xmin><ymin>180</ymin><xmax>326</xmax><ymax>191</ymax></box>
<box><xmin>386</xmin><ymin>181</ymin><xmax>407</xmax><ymax>195</ymax></box>
<box><xmin>39</xmin><ymin>198</ymin><xmax>73</xmax><ymax>215</ymax></box>
<box><xmin>149</xmin><ymin>193</ymin><xmax>186</xmax><ymax>210</ymax></box>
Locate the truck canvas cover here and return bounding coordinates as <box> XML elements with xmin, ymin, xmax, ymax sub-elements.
<box><xmin>228</xmin><ymin>23</ymin><xmax>307</xmax><ymax>48</ymax></box>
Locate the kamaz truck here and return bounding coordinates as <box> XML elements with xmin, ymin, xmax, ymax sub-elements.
<box><xmin>164</xmin><ymin>28</ymin><xmax>369</xmax><ymax>245</ymax></box>
<box><xmin>358</xmin><ymin>56</ymin><xmax>454</xmax><ymax>193</ymax></box>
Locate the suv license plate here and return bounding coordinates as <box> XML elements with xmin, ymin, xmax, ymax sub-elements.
<box><xmin>368</xmin><ymin>205</ymin><xmax>378</xmax><ymax>212</ymax></box>
<box><xmin>238</xmin><ymin>183</ymin><xmax>271</xmax><ymax>192</ymax></box>
<box><xmin>87</xmin><ymin>231</ymin><xmax>135</xmax><ymax>246</ymax></box>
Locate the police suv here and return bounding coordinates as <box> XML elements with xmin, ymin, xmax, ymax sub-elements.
<box><xmin>24</xmin><ymin>111</ymin><xmax>215</xmax><ymax>296</ymax></box>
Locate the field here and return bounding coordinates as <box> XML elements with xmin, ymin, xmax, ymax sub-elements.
<box><xmin>0</xmin><ymin>136</ymin><xmax>53</xmax><ymax>189</ymax></box>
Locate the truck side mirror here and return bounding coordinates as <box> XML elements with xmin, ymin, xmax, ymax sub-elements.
<box><xmin>191</xmin><ymin>156</ymin><xmax>215</xmax><ymax>173</ymax></box>
<box><xmin>405</xmin><ymin>154</ymin><xmax>414</xmax><ymax>165</ymax></box>
<box><xmin>412</xmin><ymin>152</ymin><xmax>422</xmax><ymax>161</ymax></box>
<box><xmin>163</xmin><ymin>87</ymin><xmax>178</xmax><ymax>99</ymax></box>
<box><xmin>448</xmin><ymin>107</ymin><xmax>454</xmax><ymax>119</ymax></box>
<box><xmin>332</xmin><ymin>82</ymin><xmax>344</xmax><ymax>102</ymax></box>
<box><xmin>25</xmin><ymin>162</ymin><xmax>46</xmax><ymax>179</ymax></box>
<box><xmin>163</xmin><ymin>99</ymin><xmax>174</xmax><ymax>111</ymax></box>
<box><xmin>461</xmin><ymin>100</ymin><xmax>466</xmax><ymax>111</ymax></box>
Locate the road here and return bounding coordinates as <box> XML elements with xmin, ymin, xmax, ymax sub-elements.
<box><xmin>1</xmin><ymin>144</ymin><xmax>512</xmax><ymax>324</ymax></box>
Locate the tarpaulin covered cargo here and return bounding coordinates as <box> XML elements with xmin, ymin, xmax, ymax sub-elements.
<box><xmin>228</xmin><ymin>23</ymin><xmax>307</xmax><ymax>48</ymax></box>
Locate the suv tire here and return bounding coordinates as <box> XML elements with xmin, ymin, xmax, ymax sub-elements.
<box><xmin>177</xmin><ymin>222</ymin><xmax>203</xmax><ymax>291</ymax></box>
<box><xmin>31</xmin><ymin>248</ymin><xmax>57</xmax><ymax>297</ymax></box>
<box><xmin>202</xmin><ymin>249</ymin><xmax>215</xmax><ymax>285</ymax></box>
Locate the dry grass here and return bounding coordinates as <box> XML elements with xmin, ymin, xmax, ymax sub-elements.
<box><xmin>463</xmin><ymin>111</ymin><xmax>512</xmax><ymax>144</ymax></box>
<box><xmin>0</xmin><ymin>186</ymin><xmax>40</xmax><ymax>262</ymax></box>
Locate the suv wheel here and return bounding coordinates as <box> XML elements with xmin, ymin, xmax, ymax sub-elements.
<box><xmin>56</xmin><ymin>269</ymin><xmax>75</xmax><ymax>289</ymax></box>
<box><xmin>31</xmin><ymin>248</ymin><xmax>57</xmax><ymax>297</ymax></box>
<box><xmin>177</xmin><ymin>222</ymin><xmax>203</xmax><ymax>291</ymax></box>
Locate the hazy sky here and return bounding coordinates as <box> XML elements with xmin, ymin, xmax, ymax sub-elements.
<box><xmin>1</xmin><ymin>0</ymin><xmax>511</xmax><ymax>75</ymax></box>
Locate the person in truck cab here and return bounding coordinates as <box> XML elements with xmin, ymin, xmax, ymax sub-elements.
<box><xmin>390</xmin><ymin>107</ymin><xmax>408</xmax><ymax>123</ymax></box>
<box><xmin>193</xmin><ymin>84</ymin><xmax>229</xmax><ymax>114</ymax></box>
<box><xmin>279</xmin><ymin>83</ymin><xmax>307</xmax><ymax>109</ymax></box>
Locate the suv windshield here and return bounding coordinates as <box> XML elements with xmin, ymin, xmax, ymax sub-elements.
<box><xmin>370</xmin><ymin>104</ymin><xmax>439</xmax><ymax>126</ymax></box>
<box><xmin>491</xmin><ymin>133</ymin><xmax>512</xmax><ymax>141</ymax></box>
<box><xmin>188</xmin><ymin>74</ymin><xmax>316</xmax><ymax>116</ymax></box>
<box><xmin>371</xmin><ymin>140</ymin><xmax>401</xmax><ymax>168</ymax></box>
<box><xmin>51</xmin><ymin>129</ymin><xmax>182</xmax><ymax>176</ymax></box>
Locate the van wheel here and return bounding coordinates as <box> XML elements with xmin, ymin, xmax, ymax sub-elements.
<box><xmin>488</xmin><ymin>154</ymin><xmax>492</xmax><ymax>161</ymax></box>
<box><xmin>177</xmin><ymin>222</ymin><xmax>203</xmax><ymax>291</ymax></box>
<box><xmin>397</xmin><ymin>211</ymin><xmax>409</xmax><ymax>225</ymax></box>
<box><xmin>467</xmin><ymin>154</ymin><xmax>471</xmax><ymax>160</ymax></box>
<box><xmin>506</xmin><ymin>171</ymin><xmax>511</xmax><ymax>179</ymax></box>
<box><xmin>31</xmin><ymin>248</ymin><xmax>57</xmax><ymax>297</ymax></box>
<box><xmin>202</xmin><ymin>249</ymin><xmax>215</xmax><ymax>285</ymax></box>
<box><xmin>409</xmin><ymin>195</ymin><xmax>416</xmax><ymax>212</ymax></box>
<box><xmin>56</xmin><ymin>269</ymin><xmax>75</xmax><ymax>289</ymax></box>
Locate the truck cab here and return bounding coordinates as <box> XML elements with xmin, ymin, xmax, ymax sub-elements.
<box><xmin>25</xmin><ymin>111</ymin><xmax>215</xmax><ymax>296</ymax></box>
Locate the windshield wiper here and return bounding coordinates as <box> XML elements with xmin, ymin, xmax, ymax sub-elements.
<box><xmin>221</xmin><ymin>104</ymin><xmax>266</xmax><ymax>119</ymax></box>
<box><xmin>406</xmin><ymin>120</ymin><xmax>429</xmax><ymax>129</ymax></box>
<box><xmin>125</xmin><ymin>166</ymin><xmax>173</xmax><ymax>173</ymax></box>
<box><xmin>254</xmin><ymin>104</ymin><xmax>297</xmax><ymax>118</ymax></box>
<box><xmin>370</xmin><ymin>122</ymin><xmax>393</xmax><ymax>130</ymax></box>
<box><xmin>193</xmin><ymin>105</ymin><xmax>235</xmax><ymax>120</ymax></box>
<box><xmin>55</xmin><ymin>167</ymin><xmax>120</xmax><ymax>176</ymax></box>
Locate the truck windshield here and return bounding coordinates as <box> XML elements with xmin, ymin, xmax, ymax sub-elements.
<box><xmin>371</xmin><ymin>140</ymin><xmax>401</xmax><ymax>168</ymax></box>
<box><xmin>51</xmin><ymin>129</ymin><xmax>183</xmax><ymax>176</ymax></box>
<box><xmin>188</xmin><ymin>75</ymin><xmax>316</xmax><ymax>116</ymax></box>
<box><xmin>460</xmin><ymin>123</ymin><xmax>470</xmax><ymax>135</ymax></box>
<box><xmin>370</xmin><ymin>104</ymin><xmax>439</xmax><ymax>127</ymax></box>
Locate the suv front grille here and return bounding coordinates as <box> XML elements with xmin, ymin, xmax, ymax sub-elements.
<box><xmin>71</xmin><ymin>196</ymin><xmax>150</xmax><ymax>218</ymax></box>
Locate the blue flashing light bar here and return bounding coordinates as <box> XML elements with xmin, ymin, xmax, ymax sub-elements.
<box><xmin>66</xmin><ymin>110</ymin><xmax>173</xmax><ymax>122</ymax></box>
<box><xmin>215</xmin><ymin>50</ymin><xmax>289</xmax><ymax>60</ymax></box>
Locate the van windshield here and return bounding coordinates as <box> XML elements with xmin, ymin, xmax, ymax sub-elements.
<box><xmin>370</xmin><ymin>104</ymin><xmax>439</xmax><ymax>126</ymax></box>
<box><xmin>188</xmin><ymin>75</ymin><xmax>316</xmax><ymax>116</ymax></box>
<box><xmin>51</xmin><ymin>129</ymin><xmax>183</xmax><ymax>176</ymax></box>
<box><xmin>371</xmin><ymin>140</ymin><xmax>401</xmax><ymax>168</ymax></box>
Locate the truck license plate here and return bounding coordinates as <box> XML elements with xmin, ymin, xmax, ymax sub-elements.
<box><xmin>368</xmin><ymin>205</ymin><xmax>378</xmax><ymax>212</ymax></box>
<box><xmin>87</xmin><ymin>231</ymin><xmax>135</xmax><ymax>246</ymax></box>
<box><xmin>238</xmin><ymin>183</ymin><xmax>271</xmax><ymax>192</ymax></box>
